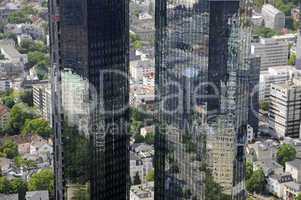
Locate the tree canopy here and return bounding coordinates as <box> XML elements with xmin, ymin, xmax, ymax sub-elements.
<box><xmin>7</xmin><ymin>103</ymin><xmax>36</xmax><ymax>133</ymax></box>
<box><xmin>0</xmin><ymin>139</ymin><xmax>18</xmax><ymax>159</ymax></box>
<box><xmin>277</xmin><ymin>144</ymin><xmax>296</xmax><ymax>166</ymax></box>
<box><xmin>246</xmin><ymin>169</ymin><xmax>266</xmax><ymax>194</ymax></box>
<box><xmin>22</xmin><ymin>118</ymin><xmax>52</xmax><ymax>138</ymax></box>
<box><xmin>28</xmin><ymin>168</ymin><xmax>54</xmax><ymax>193</ymax></box>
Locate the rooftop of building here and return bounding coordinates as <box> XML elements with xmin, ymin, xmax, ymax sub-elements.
<box><xmin>25</xmin><ymin>190</ymin><xmax>49</xmax><ymax>200</ymax></box>
<box><xmin>286</xmin><ymin>159</ymin><xmax>301</xmax><ymax>169</ymax></box>
<box><xmin>262</xmin><ymin>4</ymin><xmax>284</xmax><ymax>16</ymax></box>
<box><xmin>0</xmin><ymin>193</ymin><xmax>18</xmax><ymax>200</ymax></box>
<box><xmin>130</xmin><ymin>182</ymin><xmax>154</xmax><ymax>200</ymax></box>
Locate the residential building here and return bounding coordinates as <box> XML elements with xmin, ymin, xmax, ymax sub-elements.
<box><xmin>251</xmin><ymin>38</ymin><xmax>289</xmax><ymax>71</ymax></box>
<box><xmin>261</xmin><ymin>4</ymin><xmax>285</xmax><ymax>30</ymax></box>
<box><xmin>266</xmin><ymin>172</ymin><xmax>293</xmax><ymax>199</ymax></box>
<box><xmin>296</xmin><ymin>25</ymin><xmax>301</xmax><ymax>70</ymax></box>
<box><xmin>283</xmin><ymin>182</ymin><xmax>301</xmax><ymax>200</ymax></box>
<box><xmin>155</xmin><ymin>0</ymin><xmax>251</xmax><ymax>199</ymax></box>
<box><xmin>130</xmin><ymin>182</ymin><xmax>154</xmax><ymax>200</ymax></box>
<box><xmin>0</xmin><ymin>3</ymin><xmax>20</xmax><ymax>23</ymax></box>
<box><xmin>33</xmin><ymin>82</ymin><xmax>52</xmax><ymax>123</ymax></box>
<box><xmin>25</xmin><ymin>191</ymin><xmax>49</xmax><ymax>200</ymax></box>
<box><xmin>253</xmin><ymin>141</ymin><xmax>277</xmax><ymax>161</ymax></box>
<box><xmin>0</xmin><ymin>104</ymin><xmax>10</xmax><ymax>130</ymax></box>
<box><xmin>140</xmin><ymin>125</ymin><xmax>154</xmax><ymax>137</ymax></box>
<box><xmin>269</xmin><ymin>79</ymin><xmax>301</xmax><ymax>138</ymax></box>
<box><xmin>0</xmin><ymin>39</ymin><xmax>26</xmax><ymax>78</ymax></box>
<box><xmin>49</xmin><ymin>0</ymin><xmax>130</xmax><ymax>199</ymax></box>
<box><xmin>285</xmin><ymin>159</ymin><xmax>301</xmax><ymax>183</ymax></box>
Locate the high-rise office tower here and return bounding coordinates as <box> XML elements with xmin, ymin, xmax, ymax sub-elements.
<box><xmin>296</xmin><ymin>4</ymin><xmax>301</xmax><ymax>69</ymax></box>
<box><xmin>248</xmin><ymin>56</ymin><xmax>260</xmax><ymax>137</ymax></box>
<box><xmin>155</xmin><ymin>0</ymin><xmax>251</xmax><ymax>199</ymax></box>
<box><xmin>49</xmin><ymin>1</ymin><xmax>129</xmax><ymax>199</ymax></box>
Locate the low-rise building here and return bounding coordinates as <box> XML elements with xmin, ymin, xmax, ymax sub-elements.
<box><xmin>140</xmin><ymin>125</ymin><xmax>154</xmax><ymax>137</ymax></box>
<box><xmin>130</xmin><ymin>182</ymin><xmax>154</xmax><ymax>200</ymax></box>
<box><xmin>267</xmin><ymin>172</ymin><xmax>293</xmax><ymax>198</ymax></box>
<box><xmin>283</xmin><ymin>182</ymin><xmax>301</xmax><ymax>200</ymax></box>
<box><xmin>25</xmin><ymin>190</ymin><xmax>49</xmax><ymax>200</ymax></box>
<box><xmin>285</xmin><ymin>159</ymin><xmax>301</xmax><ymax>183</ymax></box>
<box><xmin>0</xmin><ymin>193</ymin><xmax>19</xmax><ymax>200</ymax></box>
<box><xmin>262</xmin><ymin>4</ymin><xmax>285</xmax><ymax>30</ymax></box>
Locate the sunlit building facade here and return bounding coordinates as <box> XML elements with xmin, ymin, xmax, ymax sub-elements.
<box><xmin>49</xmin><ymin>0</ymin><xmax>129</xmax><ymax>199</ymax></box>
<box><xmin>155</xmin><ymin>0</ymin><xmax>251</xmax><ymax>199</ymax></box>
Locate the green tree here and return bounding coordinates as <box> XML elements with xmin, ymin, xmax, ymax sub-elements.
<box><xmin>8</xmin><ymin>12</ymin><xmax>31</xmax><ymax>24</ymax></box>
<box><xmin>14</xmin><ymin>156</ymin><xmax>37</xmax><ymax>169</ymax></box>
<box><xmin>146</xmin><ymin>169</ymin><xmax>154</xmax><ymax>182</ymax></box>
<box><xmin>296</xmin><ymin>193</ymin><xmax>301</xmax><ymax>200</ymax></box>
<box><xmin>19</xmin><ymin>90</ymin><xmax>33</xmax><ymax>106</ymax></box>
<box><xmin>131</xmin><ymin>120</ymin><xmax>142</xmax><ymax>136</ymax></box>
<box><xmin>277</xmin><ymin>144</ymin><xmax>296</xmax><ymax>166</ymax></box>
<box><xmin>7</xmin><ymin>103</ymin><xmax>36</xmax><ymax>132</ymax></box>
<box><xmin>205</xmin><ymin>169</ymin><xmax>231</xmax><ymax>200</ymax></box>
<box><xmin>254</xmin><ymin>0</ymin><xmax>264</xmax><ymax>9</ymax></box>
<box><xmin>133</xmin><ymin>172</ymin><xmax>141</xmax><ymax>185</ymax></box>
<box><xmin>28</xmin><ymin>169</ymin><xmax>54</xmax><ymax>193</ymax></box>
<box><xmin>0</xmin><ymin>176</ymin><xmax>10</xmax><ymax>193</ymax></box>
<box><xmin>8</xmin><ymin>178</ymin><xmax>27</xmax><ymax>199</ymax></box>
<box><xmin>246</xmin><ymin>161</ymin><xmax>253</xmax><ymax>180</ymax></box>
<box><xmin>134</xmin><ymin>134</ymin><xmax>144</xmax><ymax>143</ymax></box>
<box><xmin>0</xmin><ymin>139</ymin><xmax>18</xmax><ymax>159</ymax></box>
<box><xmin>246</xmin><ymin>169</ymin><xmax>266</xmax><ymax>194</ymax></box>
<box><xmin>36</xmin><ymin>63</ymin><xmax>49</xmax><ymax>80</ymax></box>
<box><xmin>145</xmin><ymin>133</ymin><xmax>154</xmax><ymax>145</ymax></box>
<box><xmin>288</xmin><ymin>53</ymin><xmax>296</xmax><ymax>65</ymax></box>
<box><xmin>260</xmin><ymin>101</ymin><xmax>269</xmax><ymax>111</ymax></box>
<box><xmin>27</xmin><ymin>51</ymin><xmax>47</xmax><ymax>67</ymax></box>
<box><xmin>22</xmin><ymin>118</ymin><xmax>52</xmax><ymax>138</ymax></box>
<box><xmin>253</xmin><ymin>27</ymin><xmax>278</xmax><ymax>38</ymax></box>
<box><xmin>2</xmin><ymin>96</ymin><xmax>15</xmax><ymax>108</ymax></box>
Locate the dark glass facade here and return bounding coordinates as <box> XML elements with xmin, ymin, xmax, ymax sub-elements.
<box><xmin>49</xmin><ymin>0</ymin><xmax>129</xmax><ymax>199</ymax></box>
<box><xmin>248</xmin><ymin>56</ymin><xmax>260</xmax><ymax>136</ymax></box>
<box><xmin>155</xmin><ymin>0</ymin><xmax>251</xmax><ymax>199</ymax></box>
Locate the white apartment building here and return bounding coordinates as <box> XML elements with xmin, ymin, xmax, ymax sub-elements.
<box><xmin>269</xmin><ymin>79</ymin><xmax>301</xmax><ymax>138</ymax></box>
<box><xmin>296</xmin><ymin>32</ymin><xmax>301</xmax><ymax>70</ymax></box>
<box><xmin>285</xmin><ymin>159</ymin><xmax>301</xmax><ymax>183</ymax></box>
<box><xmin>259</xmin><ymin>66</ymin><xmax>300</xmax><ymax>101</ymax></box>
<box><xmin>33</xmin><ymin>83</ymin><xmax>52</xmax><ymax>123</ymax></box>
<box><xmin>262</xmin><ymin>4</ymin><xmax>285</xmax><ymax>30</ymax></box>
<box><xmin>252</xmin><ymin>38</ymin><xmax>288</xmax><ymax>71</ymax></box>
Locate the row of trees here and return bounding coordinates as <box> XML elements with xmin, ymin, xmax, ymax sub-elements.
<box><xmin>0</xmin><ymin>90</ymin><xmax>52</xmax><ymax>138</ymax></box>
<box><xmin>7</xmin><ymin>6</ymin><xmax>37</xmax><ymax>24</ymax></box>
<box><xmin>0</xmin><ymin>169</ymin><xmax>54</xmax><ymax>199</ymax></box>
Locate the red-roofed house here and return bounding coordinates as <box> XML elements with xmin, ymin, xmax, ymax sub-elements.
<box><xmin>0</xmin><ymin>104</ymin><xmax>10</xmax><ymax>130</ymax></box>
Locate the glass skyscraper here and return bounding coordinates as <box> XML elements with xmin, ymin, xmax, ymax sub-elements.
<box><xmin>155</xmin><ymin>0</ymin><xmax>252</xmax><ymax>199</ymax></box>
<box><xmin>49</xmin><ymin>0</ymin><xmax>129</xmax><ymax>199</ymax></box>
